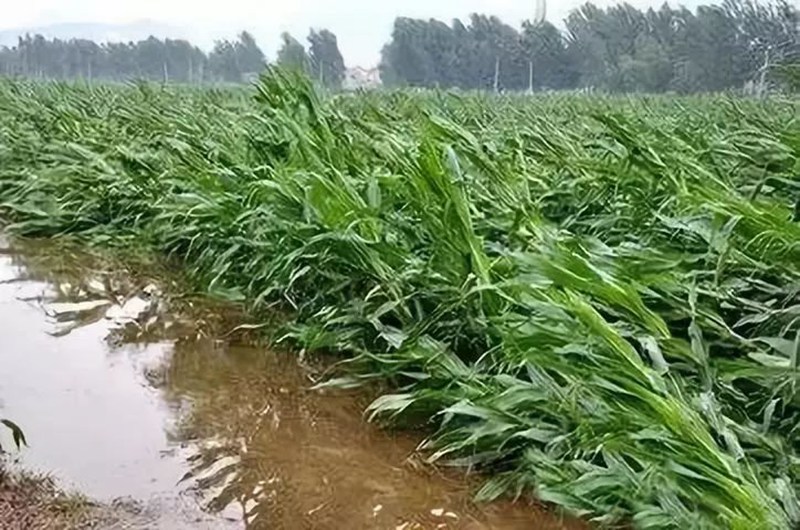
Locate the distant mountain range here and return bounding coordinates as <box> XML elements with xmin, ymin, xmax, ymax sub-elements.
<box><xmin>0</xmin><ymin>20</ymin><xmax>189</xmax><ymax>48</ymax></box>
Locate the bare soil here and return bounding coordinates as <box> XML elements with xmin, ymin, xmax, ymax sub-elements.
<box><xmin>0</xmin><ymin>468</ymin><xmax>113</xmax><ymax>529</ymax></box>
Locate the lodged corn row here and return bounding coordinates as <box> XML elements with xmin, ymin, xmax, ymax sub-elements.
<box><xmin>1</xmin><ymin>71</ymin><xmax>799</xmax><ymax>528</ymax></box>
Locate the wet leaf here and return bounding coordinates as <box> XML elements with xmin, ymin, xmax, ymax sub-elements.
<box><xmin>1</xmin><ymin>419</ymin><xmax>26</xmax><ymax>450</ymax></box>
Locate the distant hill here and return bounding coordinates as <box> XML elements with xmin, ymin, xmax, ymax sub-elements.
<box><xmin>0</xmin><ymin>20</ymin><xmax>188</xmax><ymax>48</ymax></box>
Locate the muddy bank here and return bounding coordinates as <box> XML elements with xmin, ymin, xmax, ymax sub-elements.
<box><xmin>0</xmin><ymin>468</ymin><xmax>220</xmax><ymax>530</ymax></box>
<box><xmin>0</xmin><ymin>237</ymin><xmax>584</xmax><ymax>529</ymax></box>
<box><xmin>0</xmin><ymin>470</ymin><xmax>97</xmax><ymax>529</ymax></box>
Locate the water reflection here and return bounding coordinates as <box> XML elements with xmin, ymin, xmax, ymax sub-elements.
<box><xmin>163</xmin><ymin>342</ymin><xmax>538</xmax><ymax>529</ymax></box>
<box><xmin>0</xmin><ymin>238</ymin><xmax>584</xmax><ymax>530</ymax></box>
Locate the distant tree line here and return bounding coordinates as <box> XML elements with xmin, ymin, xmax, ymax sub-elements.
<box><xmin>380</xmin><ymin>0</ymin><xmax>800</xmax><ymax>93</ymax></box>
<box><xmin>0</xmin><ymin>29</ymin><xmax>346</xmax><ymax>87</ymax></box>
<box><xmin>3</xmin><ymin>0</ymin><xmax>799</xmax><ymax>93</ymax></box>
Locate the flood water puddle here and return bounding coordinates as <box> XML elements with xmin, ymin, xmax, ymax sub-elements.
<box><xmin>0</xmin><ymin>237</ymin><xmax>582</xmax><ymax>529</ymax></box>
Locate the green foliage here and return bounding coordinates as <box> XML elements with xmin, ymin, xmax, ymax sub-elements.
<box><xmin>307</xmin><ymin>29</ymin><xmax>346</xmax><ymax>89</ymax></box>
<box><xmin>776</xmin><ymin>63</ymin><xmax>800</xmax><ymax>92</ymax></box>
<box><xmin>0</xmin><ymin>29</ymin><xmax>307</xmax><ymax>84</ymax></box>
<box><xmin>206</xmin><ymin>32</ymin><xmax>267</xmax><ymax>82</ymax></box>
<box><xmin>1</xmin><ymin>34</ymin><xmax>209</xmax><ymax>82</ymax></box>
<box><xmin>1</xmin><ymin>73</ymin><xmax>800</xmax><ymax>528</ymax></box>
<box><xmin>380</xmin><ymin>0</ymin><xmax>800</xmax><ymax>93</ymax></box>
<box><xmin>276</xmin><ymin>29</ymin><xmax>346</xmax><ymax>89</ymax></box>
<box><xmin>276</xmin><ymin>32</ymin><xmax>310</xmax><ymax>75</ymax></box>
<box><xmin>2</xmin><ymin>0</ymin><xmax>797</xmax><ymax>94</ymax></box>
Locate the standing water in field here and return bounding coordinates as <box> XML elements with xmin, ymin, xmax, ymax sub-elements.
<box><xmin>0</xmin><ymin>237</ymin><xmax>581</xmax><ymax>529</ymax></box>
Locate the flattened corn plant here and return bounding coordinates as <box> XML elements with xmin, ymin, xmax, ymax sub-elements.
<box><xmin>1</xmin><ymin>72</ymin><xmax>800</xmax><ymax>528</ymax></box>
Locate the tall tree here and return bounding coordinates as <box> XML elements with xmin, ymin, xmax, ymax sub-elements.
<box><xmin>379</xmin><ymin>1</ymin><xmax>799</xmax><ymax>94</ymax></box>
<box><xmin>276</xmin><ymin>32</ymin><xmax>309</xmax><ymax>74</ymax></box>
<box><xmin>135</xmin><ymin>36</ymin><xmax>167</xmax><ymax>80</ymax></box>
<box><xmin>379</xmin><ymin>18</ymin><xmax>436</xmax><ymax>87</ymax></box>
<box><xmin>307</xmin><ymin>29</ymin><xmax>346</xmax><ymax>89</ymax></box>
<box><xmin>521</xmin><ymin>21</ymin><xmax>575</xmax><ymax>90</ymax></box>
<box><xmin>2</xmin><ymin>1</ymin><xmax>799</xmax><ymax>93</ymax></box>
<box><xmin>235</xmin><ymin>31</ymin><xmax>266</xmax><ymax>75</ymax></box>
<box><xmin>208</xmin><ymin>39</ymin><xmax>241</xmax><ymax>82</ymax></box>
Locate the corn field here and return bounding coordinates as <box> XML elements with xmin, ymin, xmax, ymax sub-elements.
<box><xmin>1</xmin><ymin>71</ymin><xmax>800</xmax><ymax>529</ymax></box>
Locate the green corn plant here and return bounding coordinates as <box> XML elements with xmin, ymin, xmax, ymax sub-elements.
<box><xmin>1</xmin><ymin>73</ymin><xmax>800</xmax><ymax>528</ymax></box>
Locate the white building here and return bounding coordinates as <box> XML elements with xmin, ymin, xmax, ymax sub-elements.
<box><xmin>343</xmin><ymin>67</ymin><xmax>381</xmax><ymax>90</ymax></box>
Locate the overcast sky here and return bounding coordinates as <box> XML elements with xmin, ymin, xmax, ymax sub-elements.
<box><xmin>3</xmin><ymin>0</ymin><xmax>711</xmax><ymax>67</ymax></box>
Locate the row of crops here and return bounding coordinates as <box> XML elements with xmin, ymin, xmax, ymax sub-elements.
<box><xmin>0</xmin><ymin>71</ymin><xmax>799</xmax><ymax>528</ymax></box>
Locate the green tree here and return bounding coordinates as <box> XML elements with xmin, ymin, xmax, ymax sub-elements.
<box><xmin>206</xmin><ymin>32</ymin><xmax>265</xmax><ymax>82</ymax></box>
<box><xmin>276</xmin><ymin>32</ymin><xmax>309</xmax><ymax>74</ymax></box>
<box><xmin>208</xmin><ymin>39</ymin><xmax>240</xmax><ymax>82</ymax></box>
<box><xmin>379</xmin><ymin>18</ymin><xmax>436</xmax><ymax>87</ymax></box>
<box><xmin>235</xmin><ymin>31</ymin><xmax>266</xmax><ymax>75</ymax></box>
<box><xmin>307</xmin><ymin>29</ymin><xmax>345</xmax><ymax>89</ymax></box>
<box><xmin>521</xmin><ymin>20</ymin><xmax>574</xmax><ymax>90</ymax></box>
<box><xmin>1</xmin><ymin>2</ymin><xmax>798</xmax><ymax>93</ymax></box>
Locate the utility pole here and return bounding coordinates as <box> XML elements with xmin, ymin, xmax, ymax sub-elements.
<box><xmin>493</xmin><ymin>57</ymin><xmax>500</xmax><ymax>93</ymax></box>
<box><xmin>753</xmin><ymin>40</ymin><xmax>792</xmax><ymax>97</ymax></box>
<box><xmin>758</xmin><ymin>46</ymin><xmax>770</xmax><ymax>98</ymax></box>
<box><xmin>528</xmin><ymin>61</ymin><xmax>534</xmax><ymax>94</ymax></box>
<box><xmin>163</xmin><ymin>61</ymin><xmax>169</xmax><ymax>84</ymax></box>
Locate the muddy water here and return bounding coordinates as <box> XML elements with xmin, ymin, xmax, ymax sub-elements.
<box><xmin>0</xmin><ymin>237</ymin><xmax>583</xmax><ymax>530</ymax></box>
